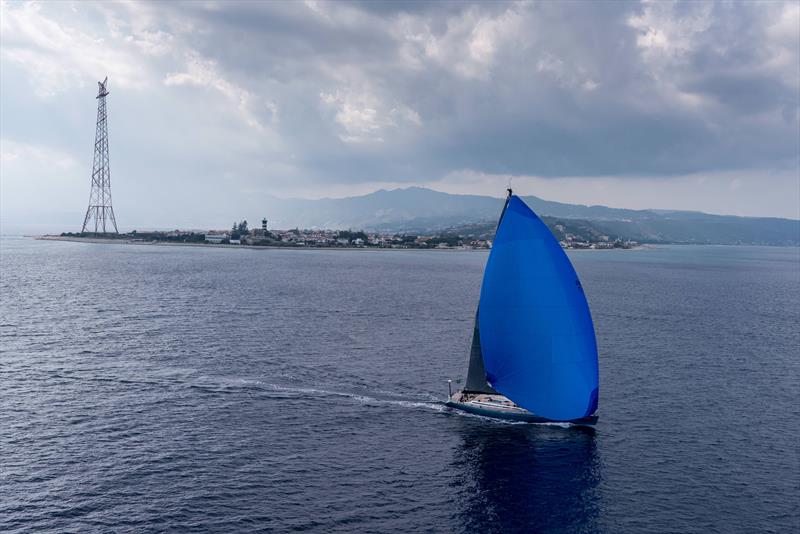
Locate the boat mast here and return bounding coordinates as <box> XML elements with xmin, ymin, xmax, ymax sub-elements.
<box><xmin>496</xmin><ymin>188</ymin><xmax>513</xmax><ymax>230</ymax></box>
<box><xmin>459</xmin><ymin>187</ymin><xmax>514</xmax><ymax>396</ymax></box>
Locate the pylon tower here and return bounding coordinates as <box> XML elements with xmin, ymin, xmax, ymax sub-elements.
<box><xmin>81</xmin><ymin>76</ymin><xmax>119</xmax><ymax>234</ymax></box>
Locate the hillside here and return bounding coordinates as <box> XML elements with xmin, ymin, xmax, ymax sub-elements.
<box><xmin>257</xmin><ymin>187</ymin><xmax>799</xmax><ymax>245</ymax></box>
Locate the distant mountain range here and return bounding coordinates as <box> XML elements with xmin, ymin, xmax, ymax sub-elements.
<box><xmin>259</xmin><ymin>187</ymin><xmax>799</xmax><ymax>245</ymax></box>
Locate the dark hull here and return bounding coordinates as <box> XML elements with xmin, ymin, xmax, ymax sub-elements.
<box><xmin>445</xmin><ymin>400</ymin><xmax>598</xmax><ymax>426</ymax></box>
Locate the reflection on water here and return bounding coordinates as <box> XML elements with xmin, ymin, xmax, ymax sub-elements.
<box><xmin>453</xmin><ymin>423</ymin><xmax>602</xmax><ymax>534</ymax></box>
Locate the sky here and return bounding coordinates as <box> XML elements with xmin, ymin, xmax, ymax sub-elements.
<box><xmin>1</xmin><ymin>0</ymin><xmax>799</xmax><ymax>233</ymax></box>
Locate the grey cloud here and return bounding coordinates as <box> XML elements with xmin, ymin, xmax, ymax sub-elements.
<box><xmin>142</xmin><ymin>0</ymin><xmax>797</xmax><ymax>181</ymax></box>
<box><xmin>1</xmin><ymin>0</ymin><xmax>797</xmax><ymax>226</ymax></box>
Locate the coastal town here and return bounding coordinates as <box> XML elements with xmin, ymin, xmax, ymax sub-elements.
<box><xmin>60</xmin><ymin>217</ymin><xmax>638</xmax><ymax>250</ymax></box>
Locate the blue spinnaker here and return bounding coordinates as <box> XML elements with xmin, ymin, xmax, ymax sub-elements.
<box><xmin>478</xmin><ymin>196</ymin><xmax>599</xmax><ymax>421</ymax></box>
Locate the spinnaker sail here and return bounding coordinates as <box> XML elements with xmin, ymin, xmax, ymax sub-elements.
<box><xmin>477</xmin><ymin>195</ymin><xmax>599</xmax><ymax>421</ymax></box>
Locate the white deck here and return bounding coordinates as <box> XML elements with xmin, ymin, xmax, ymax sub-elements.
<box><xmin>449</xmin><ymin>392</ymin><xmax>531</xmax><ymax>414</ymax></box>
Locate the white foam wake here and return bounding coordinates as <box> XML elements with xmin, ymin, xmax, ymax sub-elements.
<box><xmin>263</xmin><ymin>383</ymin><xmax>447</xmax><ymax>413</ymax></box>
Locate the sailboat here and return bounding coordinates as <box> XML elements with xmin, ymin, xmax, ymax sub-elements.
<box><xmin>446</xmin><ymin>190</ymin><xmax>599</xmax><ymax>425</ymax></box>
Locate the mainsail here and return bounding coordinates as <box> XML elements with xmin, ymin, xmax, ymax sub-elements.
<box><xmin>477</xmin><ymin>195</ymin><xmax>599</xmax><ymax>421</ymax></box>
<box><xmin>463</xmin><ymin>311</ymin><xmax>499</xmax><ymax>394</ymax></box>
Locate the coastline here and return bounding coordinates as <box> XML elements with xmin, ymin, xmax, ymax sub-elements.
<box><xmin>34</xmin><ymin>235</ymin><xmax>481</xmax><ymax>252</ymax></box>
<box><xmin>34</xmin><ymin>235</ymin><xmax>644</xmax><ymax>251</ymax></box>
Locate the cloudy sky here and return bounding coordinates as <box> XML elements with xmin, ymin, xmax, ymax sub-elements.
<box><xmin>1</xmin><ymin>0</ymin><xmax>798</xmax><ymax>232</ymax></box>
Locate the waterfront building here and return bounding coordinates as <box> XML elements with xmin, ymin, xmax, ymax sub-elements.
<box><xmin>205</xmin><ymin>232</ymin><xmax>229</xmax><ymax>244</ymax></box>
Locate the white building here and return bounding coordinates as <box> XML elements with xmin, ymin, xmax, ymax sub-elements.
<box><xmin>205</xmin><ymin>232</ymin><xmax>229</xmax><ymax>244</ymax></box>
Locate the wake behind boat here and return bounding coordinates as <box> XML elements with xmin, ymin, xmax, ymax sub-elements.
<box><xmin>446</xmin><ymin>189</ymin><xmax>600</xmax><ymax>425</ymax></box>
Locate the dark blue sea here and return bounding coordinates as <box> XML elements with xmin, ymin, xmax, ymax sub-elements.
<box><xmin>1</xmin><ymin>238</ymin><xmax>798</xmax><ymax>533</ymax></box>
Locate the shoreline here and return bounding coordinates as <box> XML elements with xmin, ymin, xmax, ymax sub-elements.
<box><xmin>34</xmin><ymin>235</ymin><xmax>481</xmax><ymax>252</ymax></box>
<box><xmin>34</xmin><ymin>235</ymin><xmax>645</xmax><ymax>251</ymax></box>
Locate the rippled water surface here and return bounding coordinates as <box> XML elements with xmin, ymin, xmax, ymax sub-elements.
<box><xmin>1</xmin><ymin>238</ymin><xmax>798</xmax><ymax>533</ymax></box>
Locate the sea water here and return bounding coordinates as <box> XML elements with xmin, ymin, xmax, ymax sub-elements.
<box><xmin>1</xmin><ymin>238</ymin><xmax>798</xmax><ymax>533</ymax></box>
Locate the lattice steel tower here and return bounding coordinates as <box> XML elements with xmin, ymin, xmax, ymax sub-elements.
<box><xmin>81</xmin><ymin>77</ymin><xmax>118</xmax><ymax>234</ymax></box>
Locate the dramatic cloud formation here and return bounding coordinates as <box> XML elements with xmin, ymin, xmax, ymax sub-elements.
<box><xmin>1</xmin><ymin>0</ymin><xmax>798</xmax><ymax>230</ymax></box>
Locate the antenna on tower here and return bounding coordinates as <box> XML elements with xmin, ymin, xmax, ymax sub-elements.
<box><xmin>81</xmin><ymin>76</ymin><xmax>119</xmax><ymax>234</ymax></box>
<box><xmin>97</xmin><ymin>76</ymin><xmax>109</xmax><ymax>98</ymax></box>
